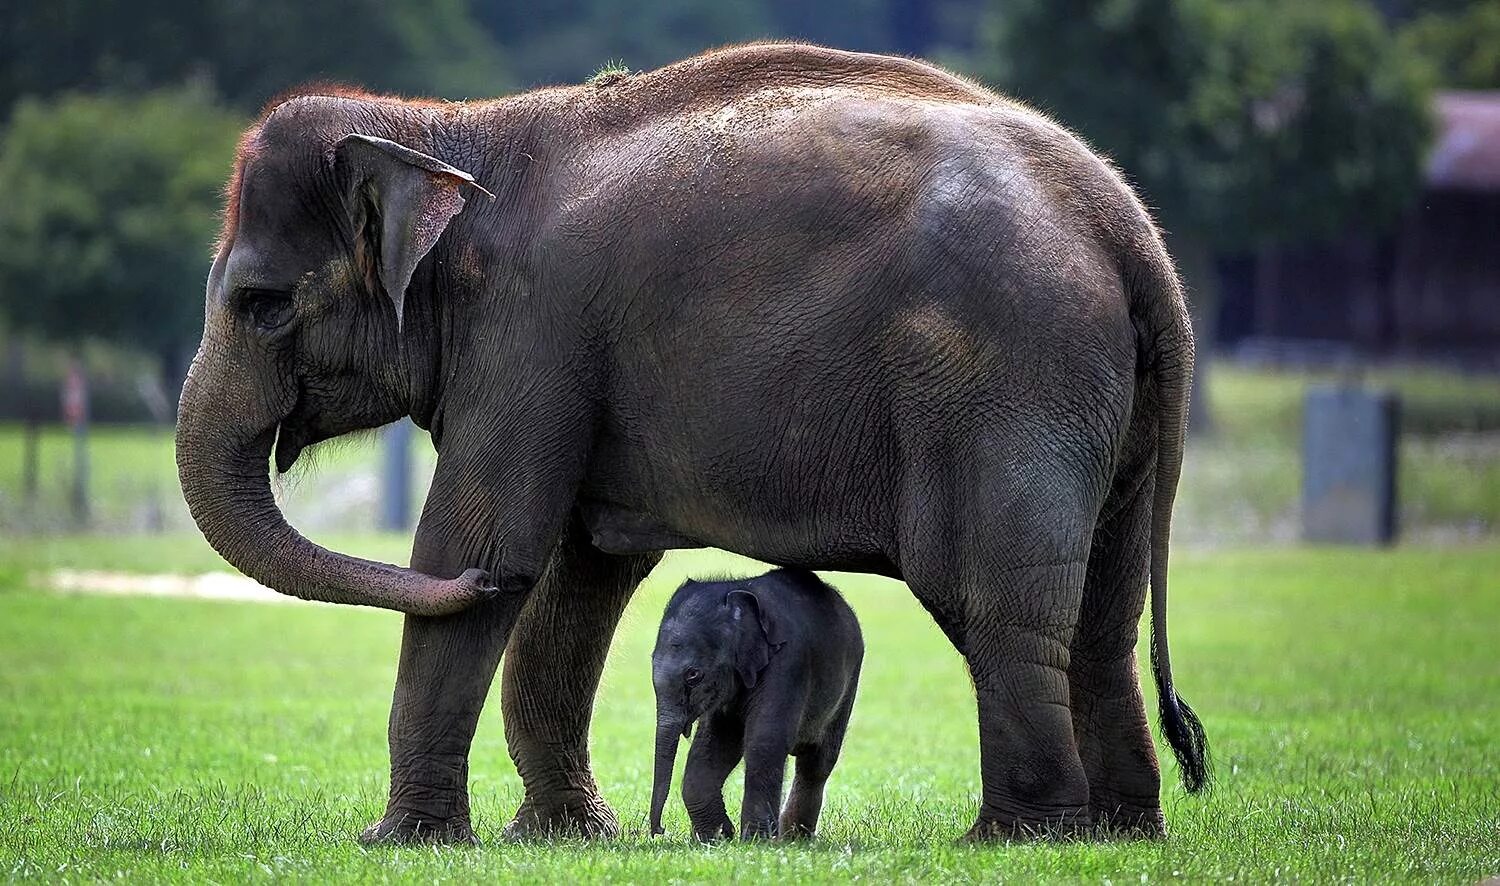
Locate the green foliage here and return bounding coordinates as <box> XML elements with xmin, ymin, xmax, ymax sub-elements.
<box><xmin>980</xmin><ymin>0</ymin><xmax>1434</xmax><ymax>252</ymax></box>
<box><xmin>1400</xmin><ymin>1</ymin><xmax>1500</xmax><ymax>88</ymax></box>
<box><xmin>0</xmin><ymin>87</ymin><xmax>243</xmax><ymax>362</ymax></box>
<box><xmin>477</xmin><ymin>0</ymin><xmax>977</xmax><ymax>87</ymax></box>
<box><xmin>0</xmin><ymin>0</ymin><xmax>509</xmax><ymax>113</ymax></box>
<box><xmin>477</xmin><ymin>0</ymin><xmax>773</xmax><ymax>87</ymax></box>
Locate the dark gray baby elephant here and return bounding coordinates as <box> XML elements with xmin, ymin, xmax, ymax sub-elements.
<box><xmin>649</xmin><ymin>569</ymin><xmax>863</xmax><ymax>841</ymax></box>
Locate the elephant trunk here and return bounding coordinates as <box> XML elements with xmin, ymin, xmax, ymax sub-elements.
<box><xmin>174</xmin><ymin>349</ymin><xmax>490</xmax><ymax>616</ymax></box>
<box><xmin>649</xmin><ymin>715</ymin><xmax>686</xmax><ymax>836</ymax></box>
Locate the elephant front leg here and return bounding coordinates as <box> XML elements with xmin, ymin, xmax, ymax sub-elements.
<box><xmin>360</xmin><ymin>591</ymin><xmax>527</xmax><ymax>845</ymax></box>
<box><xmin>362</xmin><ymin>415</ymin><xmax>590</xmax><ymax>845</ymax></box>
<box><xmin>738</xmin><ymin>712</ymin><xmax>798</xmax><ymax>841</ymax></box>
<box><xmin>681</xmin><ymin>714</ymin><xmax>744</xmax><ymax>841</ymax></box>
<box><xmin>501</xmin><ymin>530</ymin><xmax>659</xmax><ymax>838</ymax></box>
<box><xmin>739</xmin><ymin>744</ymin><xmax>790</xmax><ymax>841</ymax></box>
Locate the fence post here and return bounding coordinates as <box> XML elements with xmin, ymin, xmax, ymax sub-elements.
<box><xmin>63</xmin><ymin>359</ymin><xmax>90</xmax><ymax>528</ymax></box>
<box><xmin>22</xmin><ymin>419</ymin><xmax>39</xmax><ymax>504</ymax></box>
<box><xmin>1302</xmin><ymin>384</ymin><xmax>1398</xmax><ymax>545</ymax></box>
<box><xmin>380</xmin><ymin>418</ymin><xmax>413</xmax><ymax>532</ymax></box>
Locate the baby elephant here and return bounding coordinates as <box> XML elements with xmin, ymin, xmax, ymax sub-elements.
<box><xmin>648</xmin><ymin>568</ymin><xmax>863</xmax><ymax>841</ymax></box>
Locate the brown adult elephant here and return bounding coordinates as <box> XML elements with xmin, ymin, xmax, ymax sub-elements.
<box><xmin>176</xmin><ymin>43</ymin><xmax>1207</xmax><ymax>844</ymax></box>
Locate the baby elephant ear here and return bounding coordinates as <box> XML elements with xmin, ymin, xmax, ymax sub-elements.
<box><xmin>727</xmin><ymin>588</ymin><xmax>785</xmax><ymax>689</ymax></box>
<box><xmin>333</xmin><ymin>133</ymin><xmax>494</xmax><ymax>330</ymax></box>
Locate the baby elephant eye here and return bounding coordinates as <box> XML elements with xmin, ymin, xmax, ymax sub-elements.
<box><xmin>683</xmin><ymin>667</ymin><xmax>703</xmax><ymax>686</ymax></box>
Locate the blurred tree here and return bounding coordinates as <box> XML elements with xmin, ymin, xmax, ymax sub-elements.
<box><xmin>889</xmin><ymin>0</ymin><xmax>937</xmax><ymax>54</ymax></box>
<box><xmin>0</xmin><ymin>86</ymin><xmax>243</xmax><ymax>391</ymax></box>
<box><xmin>477</xmin><ymin>0</ymin><xmax>773</xmax><ymax>87</ymax></box>
<box><xmin>0</xmin><ymin>0</ymin><xmax>508</xmax><ymax>115</ymax></box>
<box><xmin>1400</xmin><ymin>1</ymin><xmax>1500</xmax><ymax>88</ymax></box>
<box><xmin>977</xmin><ymin>0</ymin><xmax>1432</xmax><ymax>430</ymax></box>
<box><xmin>1379</xmin><ymin>0</ymin><xmax>1485</xmax><ymax>17</ymax></box>
<box><xmin>766</xmin><ymin>0</ymin><xmax>891</xmax><ymax>53</ymax></box>
<box><xmin>476</xmin><ymin>0</ymin><xmax>984</xmax><ymax>87</ymax></box>
<box><xmin>980</xmin><ymin>0</ymin><xmax>1431</xmax><ymax>253</ymax></box>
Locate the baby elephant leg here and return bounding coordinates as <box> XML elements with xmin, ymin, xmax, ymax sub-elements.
<box><xmin>779</xmin><ymin>746</ymin><xmax>836</xmax><ymax>839</ymax></box>
<box><xmin>681</xmin><ymin>715</ymin><xmax>742</xmax><ymax>842</ymax></box>
<box><xmin>780</xmin><ymin>688</ymin><xmax>857</xmax><ymax>839</ymax></box>
<box><xmin>741</xmin><ymin>737</ymin><xmax>792</xmax><ymax>839</ymax></box>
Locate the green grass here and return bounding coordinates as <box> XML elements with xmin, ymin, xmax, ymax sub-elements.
<box><xmin>1</xmin><ymin>546</ymin><xmax>1496</xmax><ymax>881</ymax></box>
<box><xmin>0</xmin><ymin>532</ymin><xmax>413</xmax><ymax>584</ymax></box>
<box><xmin>588</xmin><ymin>60</ymin><xmax>632</xmax><ymax>84</ymax></box>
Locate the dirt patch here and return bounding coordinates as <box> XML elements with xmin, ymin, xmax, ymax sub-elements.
<box><xmin>46</xmin><ymin>570</ymin><xmax>321</xmax><ymax>605</ymax></box>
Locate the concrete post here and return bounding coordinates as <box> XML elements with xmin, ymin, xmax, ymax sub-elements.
<box><xmin>1302</xmin><ymin>385</ymin><xmax>1398</xmax><ymax>545</ymax></box>
<box><xmin>63</xmin><ymin>360</ymin><xmax>90</xmax><ymax>528</ymax></box>
<box><xmin>380</xmin><ymin>418</ymin><xmax>413</xmax><ymax>532</ymax></box>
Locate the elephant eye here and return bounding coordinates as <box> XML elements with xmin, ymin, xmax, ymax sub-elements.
<box><xmin>240</xmin><ymin>288</ymin><xmax>294</xmax><ymax>332</ymax></box>
<box><xmin>683</xmin><ymin>667</ymin><xmax>702</xmax><ymax>686</ymax></box>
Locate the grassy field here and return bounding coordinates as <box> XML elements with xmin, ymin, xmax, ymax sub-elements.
<box><xmin>1</xmin><ymin>542</ymin><xmax>1496</xmax><ymax>882</ymax></box>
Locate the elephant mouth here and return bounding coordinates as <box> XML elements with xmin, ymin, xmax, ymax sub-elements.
<box><xmin>273</xmin><ymin>422</ymin><xmax>307</xmax><ymax>474</ymax></box>
<box><xmin>271</xmin><ymin>385</ymin><xmax>322</xmax><ymax>474</ymax></box>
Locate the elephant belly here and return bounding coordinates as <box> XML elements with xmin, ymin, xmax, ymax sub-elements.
<box><xmin>581</xmin><ymin>426</ymin><xmax>902</xmax><ymax>577</ymax></box>
<box><xmin>579</xmin><ymin>500</ymin><xmax>707</xmax><ymax>555</ymax></box>
<box><xmin>580</xmin><ymin>493</ymin><xmax>898</xmax><ymax>576</ymax></box>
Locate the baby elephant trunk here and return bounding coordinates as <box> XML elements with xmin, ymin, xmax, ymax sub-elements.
<box><xmin>649</xmin><ymin>716</ymin><xmax>685</xmax><ymax>835</ymax></box>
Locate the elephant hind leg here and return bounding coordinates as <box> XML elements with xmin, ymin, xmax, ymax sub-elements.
<box><xmin>901</xmin><ymin>449</ymin><xmax>1106</xmax><ymax>840</ymax></box>
<box><xmin>955</xmin><ymin>552</ymin><xmax>1093</xmax><ymax>840</ymax></box>
<box><xmin>780</xmin><ymin>679</ymin><xmax>858</xmax><ymax>839</ymax></box>
<box><xmin>500</xmin><ymin>528</ymin><xmax>660</xmax><ymax>839</ymax></box>
<box><xmin>1071</xmin><ymin>421</ymin><xmax>1166</xmax><ymax>838</ymax></box>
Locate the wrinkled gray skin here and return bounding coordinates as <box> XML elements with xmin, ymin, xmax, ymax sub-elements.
<box><xmin>176</xmin><ymin>43</ymin><xmax>1206</xmax><ymax>844</ymax></box>
<box><xmin>649</xmin><ymin>570</ymin><xmax>862</xmax><ymax>841</ymax></box>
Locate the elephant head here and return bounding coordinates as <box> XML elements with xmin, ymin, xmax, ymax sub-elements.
<box><xmin>175</xmin><ymin>94</ymin><xmax>495</xmax><ymax>616</ymax></box>
<box><xmin>649</xmin><ymin>583</ymin><xmax>784</xmax><ymax>835</ymax></box>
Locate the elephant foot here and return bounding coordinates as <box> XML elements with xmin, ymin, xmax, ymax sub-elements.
<box><xmin>359</xmin><ymin>809</ymin><xmax>478</xmax><ymax>846</ymax></box>
<box><xmin>962</xmin><ymin>807</ymin><xmax>1091</xmax><ymax>843</ymax></box>
<box><xmin>1091</xmin><ymin>803</ymin><xmax>1167</xmax><ymax>840</ymax></box>
<box><xmin>738</xmin><ymin>819</ymin><xmax>779</xmax><ymax>842</ymax></box>
<box><xmin>503</xmin><ymin>791</ymin><xmax>619</xmax><ymax>840</ymax></box>
<box><xmin>691</xmin><ymin>815</ymin><xmax>735</xmax><ymax>843</ymax></box>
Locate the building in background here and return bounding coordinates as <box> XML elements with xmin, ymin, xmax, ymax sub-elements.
<box><xmin>1219</xmin><ymin>91</ymin><xmax>1500</xmax><ymax>366</ymax></box>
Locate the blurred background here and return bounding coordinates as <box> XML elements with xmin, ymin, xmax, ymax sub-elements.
<box><xmin>1</xmin><ymin>0</ymin><xmax>1497</xmax><ymax>549</ymax></box>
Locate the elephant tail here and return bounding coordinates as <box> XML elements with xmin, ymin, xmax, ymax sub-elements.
<box><xmin>1133</xmin><ymin>229</ymin><xmax>1212</xmax><ymax>795</ymax></box>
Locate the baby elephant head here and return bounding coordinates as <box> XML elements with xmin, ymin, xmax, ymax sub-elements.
<box><xmin>648</xmin><ymin>581</ymin><xmax>786</xmax><ymax>835</ymax></box>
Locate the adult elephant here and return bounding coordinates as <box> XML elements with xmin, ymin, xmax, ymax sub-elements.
<box><xmin>176</xmin><ymin>43</ymin><xmax>1207</xmax><ymax>844</ymax></box>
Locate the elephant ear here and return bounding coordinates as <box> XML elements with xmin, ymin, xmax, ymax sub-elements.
<box><xmin>333</xmin><ymin>133</ymin><xmax>493</xmax><ymax>330</ymax></box>
<box><xmin>727</xmin><ymin>588</ymin><xmax>786</xmax><ymax>689</ymax></box>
